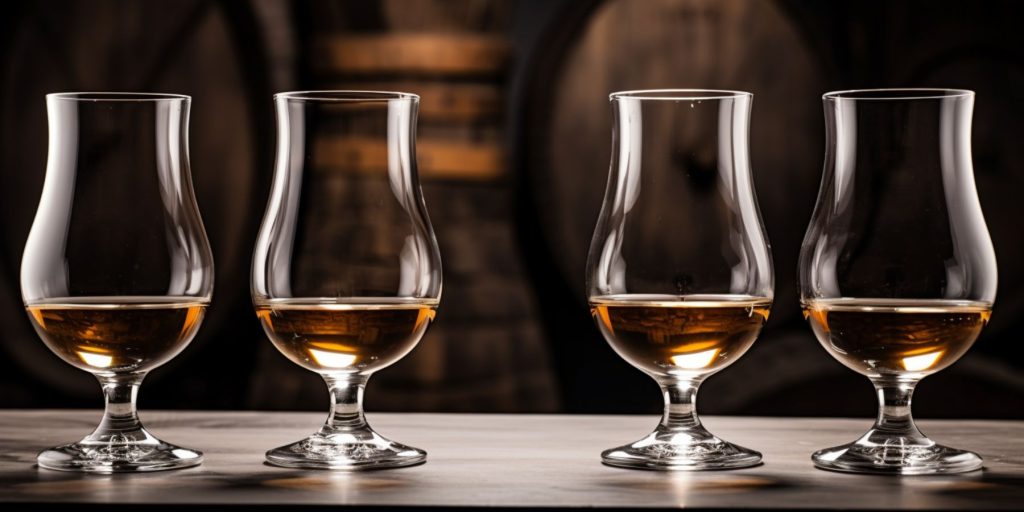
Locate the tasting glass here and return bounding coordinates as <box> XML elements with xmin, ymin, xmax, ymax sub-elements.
<box><xmin>586</xmin><ymin>90</ymin><xmax>774</xmax><ymax>470</ymax></box>
<box><xmin>21</xmin><ymin>93</ymin><xmax>213</xmax><ymax>472</ymax></box>
<box><xmin>799</xmin><ymin>89</ymin><xmax>996</xmax><ymax>474</ymax></box>
<box><xmin>252</xmin><ymin>91</ymin><xmax>442</xmax><ymax>469</ymax></box>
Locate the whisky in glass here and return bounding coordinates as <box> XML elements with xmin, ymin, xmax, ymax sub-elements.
<box><xmin>254</xmin><ymin>298</ymin><xmax>437</xmax><ymax>373</ymax></box>
<box><xmin>591</xmin><ymin>295</ymin><xmax>770</xmax><ymax>375</ymax></box>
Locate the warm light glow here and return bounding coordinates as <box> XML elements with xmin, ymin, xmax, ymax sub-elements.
<box><xmin>671</xmin><ymin>348</ymin><xmax>720</xmax><ymax>369</ymax></box>
<box><xmin>78</xmin><ymin>351</ymin><xmax>113</xmax><ymax>368</ymax></box>
<box><xmin>308</xmin><ymin>349</ymin><xmax>357</xmax><ymax>368</ymax></box>
<box><xmin>902</xmin><ymin>351</ymin><xmax>944</xmax><ymax>372</ymax></box>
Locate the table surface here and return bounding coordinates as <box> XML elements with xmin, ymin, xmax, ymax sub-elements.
<box><xmin>0</xmin><ymin>410</ymin><xmax>1021</xmax><ymax>509</ymax></box>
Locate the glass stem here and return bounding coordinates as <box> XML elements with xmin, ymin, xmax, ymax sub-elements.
<box><xmin>89</xmin><ymin>373</ymin><xmax>147</xmax><ymax>442</ymax></box>
<box><xmin>321</xmin><ymin>374</ymin><xmax>370</xmax><ymax>435</ymax></box>
<box><xmin>871</xmin><ymin>379</ymin><xmax>925</xmax><ymax>439</ymax></box>
<box><xmin>659</xmin><ymin>377</ymin><xmax>703</xmax><ymax>431</ymax></box>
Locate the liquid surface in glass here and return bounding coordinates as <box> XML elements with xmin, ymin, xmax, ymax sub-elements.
<box><xmin>802</xmin><ymin>298</ymin><xmax>991</xmax><ymax>377</ymax></box>
<box><xmin>25</xmin><ymin>296</ymin><xmax>207</xmax><ymax>374</ymax></box>
<box><xmin>590</xmin><ymin>294</ymin><xmax>771</xmax><ymax>375</ymax></box>
<box><xmin>255</xmin><ymin>297</ymin><xmax>438</xmax><ymax>373</ymax></box>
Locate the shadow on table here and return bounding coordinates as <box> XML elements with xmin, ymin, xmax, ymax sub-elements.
<box><xmin>0</xmin><ymin>466</ymin><xmax>416</xmax><ymax>499</ymax></box>
<box><xmin>223</xmin><ymin>470</ymin><xmax>413</xmax><ymax>492</ymax></box>
<box><xmin>594</xmin><ymin>468</ymin><xmax>1024</xmax><ymax>507</ymax></box>
<box><xmin>599</xmin><ymin>472</ymin><xmax>794</xmax><ymax>493</ymax></box>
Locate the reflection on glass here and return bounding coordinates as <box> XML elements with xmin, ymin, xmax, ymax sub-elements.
<box><xmin>902</xmin><ymin>351</ymin><xmax>944</xmax><ymax>372</ymax></box>
<box><xmin>671</xmin><ymin>349</ymin><xmax>721</xmax><ymax>370</ymax></box>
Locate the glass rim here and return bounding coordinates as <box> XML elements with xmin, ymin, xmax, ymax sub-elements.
<box><xmin>610</xmin><ymin>89</ymin><xmax>752</xmax><ymax>101</ymax></box>
<box><xmin>275</xmin><ymin>90</ymin><xmax>420</xmax><ymax>102</ymax></box>
<box><xmin>823</xmin><ymin>88</ymin><xmax>975</xmax><ymax>101</ymax></box>
<box><xmin>47</xmin><ymin>92</ymin><xmax>190</xmax><ymax>102</ymax></box>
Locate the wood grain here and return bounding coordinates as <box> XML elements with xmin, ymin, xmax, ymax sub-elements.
<box><xmin>0</xmin><ymin>411</ymin><xmax>1021</xmax><ymax>509</ymax></box>
<box><xmin>314</xmin><ymin>34</ymin><xmax>510</xmax><ymax>76</ymax></box>
<box><xmin>314</xmin><ymin>136</ymin><xmax>505</xmax><ymax>180</ymax></box>
<box><xmin>326</xmin><ymin>82</ymin><xmax>503</xmax><ymax>122</ymax></box>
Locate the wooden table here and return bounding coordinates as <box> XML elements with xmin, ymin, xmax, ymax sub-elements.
<box><xmin>0</xmin><ymin>411</ymin><xmax>1021</xmax><ymax>509</ymax></box>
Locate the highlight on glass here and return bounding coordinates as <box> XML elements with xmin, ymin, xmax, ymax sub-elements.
<box><xmin>251</xmin><ymin>91</ymin><xmax>442</xmax><ymax>469</ymax></box>
<box><xmin>586</xmin><ymin>90</ymin><xmax>774</xmax><ymax>470</ymax></box>
<box><xmin>799</xmin><ymin>88</ymin><xmax>995</xmax><ymax>474</ymax></box>
<box><xmin>22</xmin><ymin>92</ymin><xmax>214</xmax><ymax>472</ymax></box>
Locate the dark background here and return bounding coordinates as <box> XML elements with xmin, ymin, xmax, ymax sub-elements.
<box><xmin>0</xmin><ymin>0</ymin><xmax>1021</xmax><ymax>418</ymax></box>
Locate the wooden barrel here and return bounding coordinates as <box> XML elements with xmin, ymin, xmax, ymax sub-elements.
<box><xmin>245</xmin><ymin>0</ymin><xmax>559</xmax><ymax>413</ymax></box>
<box><xmin>0</xmin><ymin>0</ymin><xmax>274</xmax><ymax>408</ymax></box>
<box><xmin>308</xmin><ymin>1</ymin><xmax>511</xmax><ymax>182</ymax></box>
<box><xmin>515</xmin><ymin>0</ymin><xmax>1024</xmax><ymax>416</ymax></box>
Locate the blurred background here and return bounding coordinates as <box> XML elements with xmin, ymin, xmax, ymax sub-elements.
<box><xmin>0</xmin><ymin>0</ymin><xmax>1021</xmax><ymax>418</ymax></box>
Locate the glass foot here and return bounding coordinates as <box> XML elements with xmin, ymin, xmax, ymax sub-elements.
<box><xmin>812</xmin><ymin>433</ymin><xmax>983</xmax><ymax>475</ymax></box>
<box><xmin>266</xmin><ymin>430</ymin><xmax>426</xmax><ymax>470</ymax></box>
<box><xmin>37</xmin><ymin>434</ymin><xmax>202</xmax><ymax>473</ymax></box>
<box><xmin>602</xmin><ymin>428</ymin><xmax>762</xmax><ymax>471</ymax></box>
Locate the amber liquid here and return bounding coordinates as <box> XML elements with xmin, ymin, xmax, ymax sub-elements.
<box><xmin>590</xmin><ymin>295</ymin><xmax>771</xmax><ymax>375</ymax></box>
<box><xmin>802</xmin><ymin>298</ymin><xmax>991</xmax><ymax>377</ymax></box>
<box><xmin>254</xmin><ymin>298</ymin><xmax>437</xmax><ymax>373</ymax></box>
<box><xmin>25</xmin><ymin>296</ymin><xmax>207</xmax><ymax>373</ymax></box>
